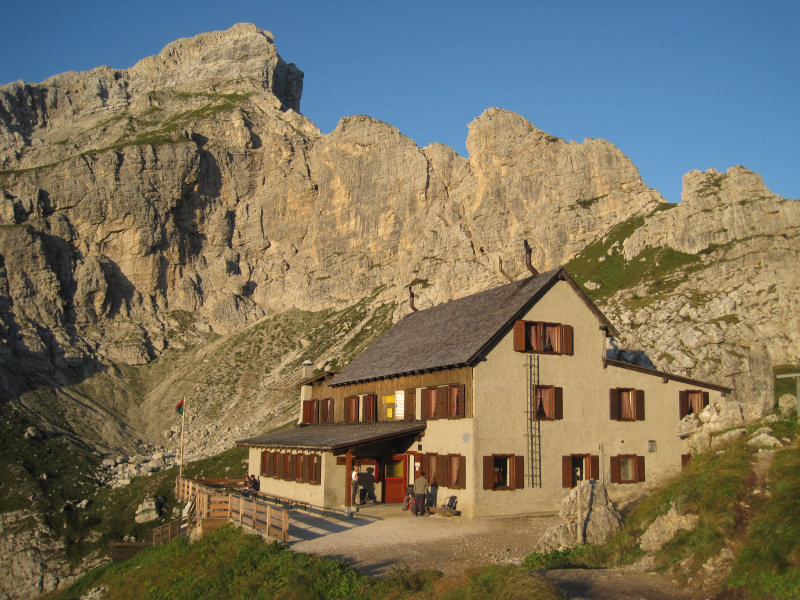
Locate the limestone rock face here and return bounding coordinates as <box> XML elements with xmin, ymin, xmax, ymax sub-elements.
<box><xmin>0</xmin><ymin>23</ymin><xmax>797</xmax><ymax>458</ymax></box>
<box><xmin>639</xmin><ymin>503</ymin><xmax>699</xmax><ymax>552</ymax></box>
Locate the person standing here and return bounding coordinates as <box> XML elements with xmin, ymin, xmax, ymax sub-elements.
<box><xmin>413</xmin><ymin>470</ymin><xmax>428</xmax><ymax>516</ymax></box>
<box><xmin>351</xmin><ymin>465</ymin><xmax>360</xmax><ymax>505</ymax></box>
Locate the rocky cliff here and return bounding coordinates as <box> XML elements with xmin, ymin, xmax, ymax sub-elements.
<box><xmin>1</xmin><ymin>22</ymin><xmax>798</xmax><ymax>598</ymax></box>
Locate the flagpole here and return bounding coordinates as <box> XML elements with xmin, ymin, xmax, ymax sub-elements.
<box><xmin>179</xmin><ymin>396</ymin><xmax>186</xmax><ymax>480</ymax></box>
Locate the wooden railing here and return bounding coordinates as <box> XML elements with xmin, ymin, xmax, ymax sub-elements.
<box><xmin>151</xmin><ymin>515</ymin><xmax>190</xmax><ymax>545</ymax></box>
<box><xmin>176</xmin><ymin>477</ymin><xmax>290</xmax><ymax>543</ymax></box>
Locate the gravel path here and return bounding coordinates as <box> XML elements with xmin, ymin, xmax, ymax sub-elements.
<box><xmin>286</xmin><ymin>504</ymin><xmax>704</xmax><ymax>599</ymax></box>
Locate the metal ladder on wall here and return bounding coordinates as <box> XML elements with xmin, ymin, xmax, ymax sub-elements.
<box><xmin>525</xmin><ymin>353</ymin><xmax>542</xmax><ymax>487</ymax></box>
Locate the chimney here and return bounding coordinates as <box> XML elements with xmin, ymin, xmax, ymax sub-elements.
<box><xmin>408</xmin><ymin>286</ymin><xmax>418</xmax><ymax>312</ymax></box>
<box><xmin>301</xmin><ymin>360</ymin><xmax>315</xmax><ymax>379</ymax></box>
<box><xmin>523</xmin><ymin>240</ymin><xmax>539</xmax><ymax>275</ymax></box>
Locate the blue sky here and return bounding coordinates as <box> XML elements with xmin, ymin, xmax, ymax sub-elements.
<box><xmin>1</xmin><ymin>1</ymin><xmax>797</xmax><ymax>203</ymax></box>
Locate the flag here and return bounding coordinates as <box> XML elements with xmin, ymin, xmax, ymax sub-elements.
<box><xmin>175</xmin><ymin>398</ymin><xmax>185</xmax><ymax>415</ymax></box>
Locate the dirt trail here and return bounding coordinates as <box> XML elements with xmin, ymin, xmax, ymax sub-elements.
<box><xmin>286</xmin><ymin>505</ymin><xmax>701</xmax><ymax>599</ymax></box>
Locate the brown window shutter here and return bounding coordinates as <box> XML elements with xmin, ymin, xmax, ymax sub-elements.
<box><xmin>302</xmin><ymin>400</ymin><xmax>312</xmax><ymax>424</ymax></box>
<box><xmin>264</xmin><ymin>451</ymin><xmax>273</xmax><ymax>477</ymax></box>
<box><xmin>327</xmin><ymin>398</ymin><xmax>334</xmax><ymax>422</ymax></box>
<box><xmin>404</xmin><ymin>388</ymin><xmax>416</xmax><ymax>421</ymax></box>
<box><xmin>435</xmin><ymin>386</ymin><xmax>448</xmax><ymax>420</ymax></box>
<box><xmin>436</xmin><ymin>454</ymin><xmax>447</xmax><ymax>486</ymax></box>
<box><xmin>610</xmin><ymin>455</ymin><xmax>621</xmax><ymax>484</ymax></box>
<box><xmin>562</xmin><ymin>456</ymin><xmax>572</xmax><ymax>488</ymax></box>
<box><xmin>319</xmin><ymin>399</ymin><xmax>327</xmax><ymax>423</ymax></box>
<box><xmin>635</xmin><ymin>389</ymin><xmax>646</xmax><ymax>420</ymax></box>
<box><xmin>590</xmin><ymin>454</ymin><xmax>600</xmax><ymax>481</ymax></box>
<box><xmin>636</xmin><ymin>455</ymin><xmax>646</xmax><ymax>482</ymax></box>
<box><xmin>513</xmin><ymin>320</ymin><xmax>527</xmax><ymax>352</ymax></box>
<box><xmin>513</xmin><ymin>455</ymin><xmax>524</xmax><ymax>489</ymax></box>
<box><xmin>679</xmin><ymin>391</ymin><xmax>689</xmax><ymax>419</ymax></box>
<box><xmin>312</xmin><ymin>400</ymin><xmax>320</xmax><ymax>424</ymax></box>
<box><xmin>483</xmin><ymin>456</ymin><xmax>494</xmax><ymax>489</ymax></box>
<box><xmin>553</xmin><ymin>387</ymin><xmax>564</xmax><ymax>420</ymax></box>
<box><xmin>271</xmin><ymin>453</ymin><xmax>278</xmax><ymax>478</ymax></box>
<box><xmin>681</xmin><ymin>453</ymin><xmax>692</xmax><ymax>469</ymax></box>
<box><xmin>301</xmin><ymin>454</ymin><xmax>310</xmax><ymax>482</ymax></box>
<box><xmin>275</xmin><ymin>453</ymin><xmax>284</xmax><ymax>479</ymax></box>
<box><xmin>458</xmin><ymin>455</ymin><xmax>466</xmax><ymax>490</ymax></box>
<box><xmin>560</xmin><ymin>324</ymin><xmax>573</xmax><ymax>355</ymax></box>
<box><xmin>285</xmin><ymin>454</ymin><xmax>294</xmax><ymax>480</ymax></box>
<box><xmin>609</xmin><ymin>389</ymin><xmax>620</xmax><ymax>420</ymax></box>
<box><xmin>702</xmin><ymin>391</ymin><xmax>709</xmax><ymax>409</ymax></box>
<box><xmin>261</xmin><ymin>451</ymin><xmax>268</xmax><ymax>476</ymax></box>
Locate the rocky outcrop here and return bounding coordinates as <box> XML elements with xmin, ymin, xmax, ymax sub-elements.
<box><xmin>639</xmin><ymin>503</ymin><xmax>699</xmax><ymax>552</ymax></box>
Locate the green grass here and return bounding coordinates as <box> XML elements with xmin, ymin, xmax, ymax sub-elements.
<box><xmin>48</xmin><ymin>526</ymin><xmax>564</xmax><ymax>600</ymax></box>
<box><xmin>565</xmin><ymin>213</ymin><xmax>702</xmax><ymax>303</ymax></box>
<box><xmin>773</xmin><ymin>364</ymin><xmax>800</xmax><ymax>403</ymax></box>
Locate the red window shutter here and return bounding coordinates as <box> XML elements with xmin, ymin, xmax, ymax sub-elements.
<box><xmin>436</xmin><ymin>454</ymin><xmax>447</xmax><ymax>486</ymax></box>
<box><xmin>302</xmin><ymin>400</ymin><xmax>312</xmax><ymax>424</ymax></box>
<box><xmin>590</xmin><ymin>454</ymin><xmax>600</xmax><ymax>481</ymax></box>
<box><xmin>328</xmin><ymin>398</ymin><xmax>335</xmax><ymax>422</ymax></box>
<box><xmin>285</xmin><ymin>454</ymin><xmax>293</xmax><ymax>480</ymax></box>
<box><xmin>275</xmin><ymin>453</ymin><xmax>284</xmax><ymax>479</ymax></box>
<box><xmin>483</xmin><ymin>456</ymin><xmax>494</xmax><ymax>489</ymax></box>
<box><xmin>562</xmin><ymin>456</ymin><xmax>572</xmax><ymax>488</ymax></box>
<box><xmin>679</xmin><ymin>391</ymin><xmax>689</xmax><ymax>419</ymax></box>
<box><xmin>635</xmin><ymin>390</ymin><xmax>646</xmax><ymax>421</ymax></box>
<box><xmin>702</xmin><ymin>391</ymin><xmax>709</xmax><ymax>409</ymax></box>
<box><xmin>319</xmin><ymin>399</ymin><xmax>327</xmax><ymax>423</ymax></box>
<box><xmin>301</xmin><ymin>454</ymin><xmax>310</xmax><ymax>482</ymax></box>
<box><xmin>404</xmin><ymin>388</ymin><xmax>416</xmax><ymax>421</ymax></box>
<box><xmin>513</xmin><ymin>455</ymin><xmax>524</xmax><ymax>489</ymax></box>
<box><xmin>435</xmin><ymin>386</ymin><xmax>448</xmax><ymax>420</ymax></box>
<box><xmin>553</xmin><ymin>387</ymin><xmax>563</xmax><ymax>420</ymax></box>
<box><xmin>271</xmin><ymin>453</ymin><xmax>278</xmax><ymax>478</ymax></box>
<box><xmin>609</xmin><ymin>389</ymin><xmax>620</xmax><ymax>420</ymax></box>
<box><xmin>636</xmin><ymin>455</ymin><xmax>646</xmax><ymax>482</ymax></box>
<box><xmin>681</xmin><ymin>453</ymin><xmax>691</xmax><ymax>469</ymax></box>
<box><xmin>610</xmin><ymin>456</ymin><xmax>621</xmax><ymax>483</ymax></box>
<box><xmin>513</xmin><ymin>320</ymin><xmax>527</xmax><ymax>352</ymax></box>
<box><xmin>261</xmin><ymin>451</ymin><xmax>268</xmax><ymax>476</ymax></box>
<box><xmin>560</xmin><ymin>324</ymin><xmax>573</xmax><ymax>355</ymax></box>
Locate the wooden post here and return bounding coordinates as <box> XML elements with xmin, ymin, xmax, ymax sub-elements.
<box><xmin>345</xmin><ymin>449</ymin><xmax>353</xmax><ymax>510</ymax></box>
<box><xmin>575</xmin><ymin>467</ymin><xmax>583</xmax><ymax>545</ymax></box>
<box><xmin>282</xmin><ymin>508</ymin><xmax>289</xmax><ymax>542</ymax></box>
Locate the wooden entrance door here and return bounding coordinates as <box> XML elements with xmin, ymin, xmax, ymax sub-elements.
<box><xmin>383</xmin><ymin>454</ymin><xmax>407</xmax><ymax>503</ymax></box>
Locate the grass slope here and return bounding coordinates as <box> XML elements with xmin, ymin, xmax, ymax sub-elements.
<box><xmin>48</xmin><ymin>524</ymin><xmax>565</xmax><ymax>600</ymax></box>
<box><xmin>523</xmin><ymin>414</ymin><xmax>800</xmax><ymax>599</ymax></box>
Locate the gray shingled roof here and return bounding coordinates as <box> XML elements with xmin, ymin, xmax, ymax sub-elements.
<box><xmin>236</xmin><ymin>421</ymin><xmax>426</xmax><ymax>452</ymax></box>
<box><xmin>331</xmin><ymin>268</ymin><xmax>568</xmax><ymax>387</ymax></box>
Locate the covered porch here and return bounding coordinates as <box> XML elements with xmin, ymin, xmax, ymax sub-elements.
<box><xmin>237</xmin><ymin>421</ymin><xmax>426</xmax><ymax>511</ymax></box>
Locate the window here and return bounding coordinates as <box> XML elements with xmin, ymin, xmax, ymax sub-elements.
<box><xmin>610</xmin><ymin>454</ymin><xmax>645</xmax><ymax>484</ymax></box>
<box><xmin>274</xmin><ymin>452</ymin><xmax>284</xmax><ymax>479</ymax></box>
<box><xmin>609</xmin><ymin>388</ymin><xmax>645</xmax><ymax>421</ymax></box>
<box><xmin>362</xmin><ymin>394</ymin><xmax>378</xmax><ymax>422</ymax></box>
<box><xmin>447</xmin><ymin>454</ymin><xmax>467</xmax><ymax>489</ymax></box>
<box><xmin>345</xmin><ymin>396</ymin><xmax>359</xmax><ymax>423</ymax></box>
<box><xmin>302</xmin><ymin>399</ymin><xmax>319</xmax><ymax>424</ymax></box>
<box><xmin>534</xmin><ymin>385</ymin><xmax>563</xmax><ymax>420</ymax></box>
<box><xmin>561</xmin><ymin>454</ymin><xmax>600</xmax><ymax>488</ymax></box>
<box><xmin>309</xmin><ymin>454</ymin><xmax>321</xmax><ymax>485</ymax></box>
<box><xmin>482</xmin><ymin>454</ymin><xmax>524</xmax><ymax>490</ymax></box>
<box><xmin>424</xmin><ymin>387</ymin><xmax>445</xmax><ymax>419</ymax></box>
<box><xmin>447</xmin><ymin>384</ymin><xmax>466</xmax><ymax>418</ymax></box>
<box><xmin>261</xmin><ymin>450</ymin><xmax>272</xmax><ymax>477</ymax></box>
<box><xmin>425</xmin><ymin>453</ymin><xmax>448</xmax><ymax>486</ymax></box>
<box><xmin>679</xmin><ymin>390</ymin><xmax>709</xmax><ymax>419</ymax></box>
<box><xmin>513</xmin><ymin>320</ymin><xmax>573</xmax><ymax>355</ymax></box>
<box><xmin>319</xmin><ymin>398</ymin><xmax>334</xmax><ymax>423</ymax></box>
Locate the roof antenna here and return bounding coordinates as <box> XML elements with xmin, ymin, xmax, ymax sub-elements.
<box><xmin>408</xmin><ymin>286</ymin><xmax>418</xmax><ymax>312</ymax></box>
<box><xmin>524</xmin><ymin>240</ymin><xmax>539</xmax><ymax>275</ymax></box>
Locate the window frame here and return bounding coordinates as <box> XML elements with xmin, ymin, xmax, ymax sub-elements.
<box><xmin>679</xmin><ymin>389</ymin><xmax>710</xmax><ymax>419</ymax></box>
<box><xmin>482</xmin><ymin>454</ymin><xmax>524</xmax><ymax>491</ymax></box>
<box><xmin>609</xmin><ymin>388</ymin><xmax>645</xmax><ymax>421</ymax></box>
<box><xmin>513</xmin><ymin>320</ymin><xmax>573</xmax><ymax>355</ymax></box>
<box><xmin>533</xmin><ymin>385</ymin><xmax>563</xmax><ymax>420</ymax></box>
<box><xmin>610</xmin><ymin>454</ymin><xmax>646</xmax><ymax>484</ymax></box>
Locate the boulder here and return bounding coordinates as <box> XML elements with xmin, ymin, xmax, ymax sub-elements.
<box><xmin>539</xmin><ymin>481</ymin><xmax>622</xmax><ymax>550</ymax></box>
<box><xmin>134</xmin><ymin>499</ymin><xmax>158</xmax><ymax>523</ymax></box>
<box><xmin>778</xmin><ymin>393</ymin><xmax>797</xmax><ymax>417</ymax></box>
<box><xmin>710</xmin><ymin>428</ymin><xmax>747</xmax><ymax>449</ymax></box>
<box><xmin>747</xmin><ymin>433</ymin><xmax>782</xmax><ymax>449</ymax></box>
<box><xmin>640</xmin><ymin>503</ymin><xmax>699</xmax><ymax>551</ymax></box>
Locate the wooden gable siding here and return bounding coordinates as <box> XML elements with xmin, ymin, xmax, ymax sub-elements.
<box><xmin>320</xmin><ymin>366</ymin><xmax>474</xmax><ymax>422</ymax></box>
